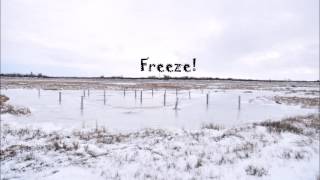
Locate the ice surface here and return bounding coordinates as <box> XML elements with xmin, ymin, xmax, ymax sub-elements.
<box><xmin>1</xmin><ymin>89</ymin><xmax>316</xmax><ymax>132</ymax></box>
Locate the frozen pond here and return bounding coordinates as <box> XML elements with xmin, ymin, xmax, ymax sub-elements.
<box><xmin>1</xmin><ymin>89</ymin><xmax>317</xmax><ymax>132</ymax></box>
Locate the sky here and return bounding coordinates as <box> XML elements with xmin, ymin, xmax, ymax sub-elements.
<box><xmin>1</xmin><ymin>0</ymin><xmax>319</xmax><ymax>80</ymax></box>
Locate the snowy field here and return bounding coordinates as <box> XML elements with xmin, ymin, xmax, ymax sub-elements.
<box><xmin>0</xmin><ymin>78</ymin><xmax>319</xmax><ymax>180</ymax></box>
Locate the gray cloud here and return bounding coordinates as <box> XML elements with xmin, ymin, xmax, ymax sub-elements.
<box><xmin>1</xmin><ymin>0</ymin><xmax>319</xmax><ymax>80</ymax></box>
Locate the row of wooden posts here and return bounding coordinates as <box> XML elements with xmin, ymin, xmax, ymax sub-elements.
<box><xmin>37</xmin><ymin>88</ymin><xmax>242</xmax><ymax>111</ymax></box>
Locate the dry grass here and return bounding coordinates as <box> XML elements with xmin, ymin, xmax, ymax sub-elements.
<box><xmin>259</xmin><ymin>121</ymin><xmax>303</xmax><ymax>134</ymax></box>
<box><xmin>245</xmin><ymin>165</ymin><xmax>268</xmax><ymax>177</ymax></box>
<box><xmin>0</xmin><ymin>94</ymin><xmax>9</xmax><ymax>105</ymax></box>
<box><xmin>0</xmin><ymin>104</ymin><xmax>31</xmax><ymax>115</ymax></box>
<box><xmin>201</xmin><ymin>123</ymin><xmax>223</xmax><ymax>130</ymax></box>
<box><xmin>273</xmin><ymin>96</ymin><xmax>319</xmax><ymax>108</ymax></box>
<box><xmin>257</xmin><ymin>114</ymin><xmax>319</xmax><ymax>135</ymax></box>
<box><xmin>0</xmin><ymin>145</ymin><xmax>32</xmax><ymax>161</ymax></box>
<box><xmin>0</xmin><ymin>95</ymin><xmax>31</xmax><ymax>115</ymax></box>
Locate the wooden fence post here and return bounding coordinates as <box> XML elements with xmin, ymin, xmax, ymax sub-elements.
<box><xmin>174</xmin><ymin>98</ymin><xmax>179</xmax><ymax>110</ymax></box>
<box><xmin>164</xmin><ymin>90</ymin><xmax>166</xmax><ymax>106</ymax></box>
<box><xmin>59</xmin><ymin>92</ymin><xmax>62</xmax><ymax>104</ymax></box>
<box><xmin>103</xmin><ymin>90</ymin><xmax>106</xmax><ymax>105</ymax></box>
<box><xmin>81</xmin><ymin>96</ymin><xmax>84</xmax><ymax>110</ymax></box>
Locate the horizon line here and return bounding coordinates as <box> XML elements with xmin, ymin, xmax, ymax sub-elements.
<box><xmin>1</xmin><ymin>73</ymin><xmax>319</xmax><ymax>82</ymax></box>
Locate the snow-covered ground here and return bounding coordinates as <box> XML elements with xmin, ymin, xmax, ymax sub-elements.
<box><xmin>0</xmin><ymin>78</ymin><xmax>319</xmax><ymax>180</ymax></box>
<box><xmin>1</xmin><ymin>114</ymin><xmax>319</xmax><ymax>180</ymax></box>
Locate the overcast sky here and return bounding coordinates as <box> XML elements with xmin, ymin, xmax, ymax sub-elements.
<box><xmin>1</xmin><ymin>0</ymin><xmax>319</xmax><ymax>80</ymax></box>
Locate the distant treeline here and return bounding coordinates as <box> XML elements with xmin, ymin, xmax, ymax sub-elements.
<box><xmin>1</xmin><ymin>73</ymin><xmax>49</xmax><ymax>78</ymax></box>
<box><xmin>0</xmin><ymin>73</ymin><xmax>318</xmax><ymax>82</ymax></box>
